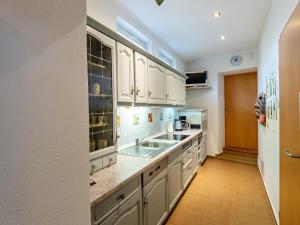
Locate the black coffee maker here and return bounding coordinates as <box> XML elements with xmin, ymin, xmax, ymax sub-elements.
<box><xmin>179</xmin><ymin>116</ymin><xmax>190</xmax><ymax>130</ymax></box>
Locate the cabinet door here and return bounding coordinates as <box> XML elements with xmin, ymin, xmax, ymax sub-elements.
<box><xmin>192</xmin><ymin>147</ymin><xmax>198</xmax><ymax>175</ymax></box>
<box><xmin>148</xmin><ymin>60</ymin><xmax>166</xmax><ymax>104</ymax></box>
<box><xmin>100</xmin><ymin>190</ymin><xmax>143</xmax><ymax>225</ymax></box>
<box><xmin>166</xmin><ymin>70</ymin><xmax>178</xmax><ymax>105</ymax></box>
<box><xmin>135</xmin><ymin>52</ymin><xmax>148</xmax><ymax>103</ymax></box>
<box><xmin>168</xmin><ymin>157</ymin><xmax>183</xmax><ymax>211</ymax></box>
<box><xmin>177</xmin><ymin>76</ymin><xmax>186</xmax><ymax>105</ymax></box>
<box><xmin>144</xmin><ymin>170</ymin><xmax>168</xmax><ymax>225</ymax></box>
<box><xmin>117</xmin><ymin>42</ymin><xmax>134</xmax><ymax>103</ymax></box>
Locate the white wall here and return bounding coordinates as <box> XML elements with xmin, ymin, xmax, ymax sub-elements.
<box><xmin>258</xmin><ymin>0</ymin><xmax>299</xmax><ymax>222</ymax></box>
<box><xmin>0</xmin><ymin>1</ymin><xmax>91</xmax><ymax>225</ymax></box>
<box><xmin>186</xmin><ymin>49</ymin><xmax>258</xmax><ymax>156</ymax></box>
<box><xmin>87</xmin><ymin>0</ymin><xmax>186</xmax><ymax>73</ymax></box>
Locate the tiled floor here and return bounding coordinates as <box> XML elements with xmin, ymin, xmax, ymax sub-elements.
<box><xmin>165</xmin><ymin>158</ymin><xmax>276</xmax><ymax>225</ymax></box>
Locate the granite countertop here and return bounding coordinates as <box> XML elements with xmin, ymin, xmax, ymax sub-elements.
<box><xmin>90</xmin><ymin>129</ymin><xmax>202</xmax><ymax>207</ymax></box>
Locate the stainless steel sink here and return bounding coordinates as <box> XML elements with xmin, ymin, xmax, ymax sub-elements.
<box><xmin>141</xmin><ymin>141</ymin><xmax>166</xmax><ymax>149</ymax></box>
<box><xmin>119</xmin><ymin>141</ymin><xmax>176</xmax><ymax>158</ymax></box>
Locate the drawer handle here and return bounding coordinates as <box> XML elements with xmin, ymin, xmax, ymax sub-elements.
<box><xmin>117</xmin><ymin>193</ymin><xmax>126</xmax><ymax>201</ymax></box>
<box><xmin>149</xmin><ymin>171</ymin><xmax>153</xmax><ymax>177</ymax></box>
<box><xmin>155</xmin><ymin>165</ymin><xmax>161</xmax><ymax>171</ymax></box>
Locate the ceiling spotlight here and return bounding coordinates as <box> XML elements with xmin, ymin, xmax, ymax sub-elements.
<box><xmin>213</xmin><ymin>11</ymin><xmax>221</xmax><ymax>18</ymax></box>
<box><xmin>221</xmin><ymin>35</ymin><xmax>225</xmax><ymax>41</ymax></box>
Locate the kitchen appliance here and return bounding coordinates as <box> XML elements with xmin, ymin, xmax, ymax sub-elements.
<box><xmin>174</xmin><ymin>119</ymin><xmax>183</xmax><ymax>131</ymax></box>
<box><xmin>179</xmin><ymin>116</ymin><xmax>190</xmax><ymax>130</ymax></box>
<box><xmin>177</xmin><ymin>108</ymin><xmax>208</xmax><ymax>164</ymax></box>
<box><xmin>185</xmin><ymin>71</ymin><xmax>208</xmax><ymax>88</ymax></box>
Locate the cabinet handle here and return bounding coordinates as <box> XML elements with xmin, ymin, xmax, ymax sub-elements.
<box><xmin>131</xmin><ymin>86</ymin><xmax>135</xmax><ymax>95</ymax></box>
<box><xmin>144</xmin><ymin>197</ymin><xmax>148</xmax><ymax>207</ymax></box>
<box><xmin>166</xmin><ymin>94</ymin><xmax>169</xmax><ymax>99</ymax></box>
<box><xmin>155</xmin><ymin>165</ymin><xmax>161</xmax><ymax>171</ymax></box>
<box><xmin>136</xmin><ymin>88</ymin><xmax>140</xmax><ymax>96</ymax></box>
<box><xmin>117</xmin><ymin>193</ymin><xmax>126</xmax><ymax>201</ymax></box>
<box><xmin>148</xmin><ymin>90</ymin><xmax>152</xmax><ymax>97</ymax></box>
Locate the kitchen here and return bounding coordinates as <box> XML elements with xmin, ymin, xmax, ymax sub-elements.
<box><xmin>1</xmin><ymin>1</ymin><xmax>300</xmax><ymax>225</ymax></box>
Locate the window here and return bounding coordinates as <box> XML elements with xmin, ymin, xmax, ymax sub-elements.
<box><xmin>159</xmin><ymin>49</ymin><xmax>176</xmax><ymax>68</ymax></box>
<box><xmin>117</xmin><ymin>16</ymin><xmax>152</xmax><ymax>53</ymax></box>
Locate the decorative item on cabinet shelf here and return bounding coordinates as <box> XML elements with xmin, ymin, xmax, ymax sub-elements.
<box><xmin>255</xmin><ymin>92</ymin><xmax>266</xmax><ymax>126</ymax></box>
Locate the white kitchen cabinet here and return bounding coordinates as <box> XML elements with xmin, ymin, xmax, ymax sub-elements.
<box><xmin>143</xmin><ymin>168</ymin><xmax>168</xmax><ymax>225</ymax></box>
<box><xmin>166</xmin><ymin>70</ymin><xmax>186</xmax><ymax>105</ymax></box>
<box><xmin>166</xmin><ymin>70</ymin><xmax>178</xmax><ymax>105</ymax></box>
<box><xmin>147</xmin><ymin>60</ymin><xmax>166</xmax><ymax>104</ymax></box>
<box><xmin>177</xmin><ymin>76</ymin><xmax>186</xmax><ymax>105</ymax></box>
<box><xmin>134</xmin><ymin>52</ymin><xmax>148</xmax><ymax>103</ymax></box>
<box><xmin>168</xmin><ymin>154</ymin><xmax>183</xmax><ymax>211</ymax></box>
<box><xmin>117</xmin><ymin>42</ymin><xmax>134</xmax><ymax>103</ymax></box>
<box><xmin>191</xmin><ymin>145</ymin><xmax>198</xmax><ymax>175</ymax></box>
<box><xmin>100</xmin><ymin>189</ymin><xmax>143</xmax><ymax>225</ymax></box>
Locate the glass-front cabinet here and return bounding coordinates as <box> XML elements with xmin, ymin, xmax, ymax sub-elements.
<box><xmin>87</xmin><ymin>26</ymin><xmax>117</xmax><ymax>163</ymax></box>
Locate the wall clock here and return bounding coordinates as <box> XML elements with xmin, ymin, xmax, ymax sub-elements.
<box><xmin>231</xmin><ymin>55</ymin><xmax>243</xmax><ymax>66</ymax></box>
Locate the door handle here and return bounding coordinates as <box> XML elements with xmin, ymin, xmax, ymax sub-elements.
<box><xmin>225</xmin><ymin>108</ymin><xmax>232</xmax><ymax>112</ymax></box>
<box><xmin>285</xmin><ymin>150</ymin><xmax>300</xmax><ymax>158</ymax></box>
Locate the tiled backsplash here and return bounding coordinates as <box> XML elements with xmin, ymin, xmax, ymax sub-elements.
<box><xmin>117</xmin><ymin>106</ymin><xmax>176</xmax><ymax>148</ymax></box>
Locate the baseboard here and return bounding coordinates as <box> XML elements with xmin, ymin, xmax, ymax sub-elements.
<box><xmin>257</xmin><ymin>165</ymin><xmax>279</xmax><ymax>225</ymax></box>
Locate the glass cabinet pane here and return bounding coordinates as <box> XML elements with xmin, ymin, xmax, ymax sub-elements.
<box><xmin>87</xmin><ymin>33</ymin><xmax>114</xmax><ymax>153</ymax></box>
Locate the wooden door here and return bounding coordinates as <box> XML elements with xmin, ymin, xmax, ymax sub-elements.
<box><xmin>117</xmin><ymin>42</ymin><xmax>134</xmax><ymax>103</ymax></box>
<box><xmin>135</xmin><ymin>52</ymin><xmax>148</xmax><ymax>103</ymax></box>
<box><xmin>279</xmin><ymin>3</ymin><xmax>300</xmax><ymax>225</ymax></box>
<box><xmin>224</xmin><ymin>73</ymin><xmax>258</xmax><ymax>152</ymax></box>
<box><xmin>147</xmin><ymin>60</ymin><xmax>166</xmax><ymax>104</ymax></box>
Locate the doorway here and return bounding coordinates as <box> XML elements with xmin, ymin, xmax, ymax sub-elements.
<box><xmin>224</xmin><ymin>72</ymin><xmax>258</xmax><ymax>153</ymax></box>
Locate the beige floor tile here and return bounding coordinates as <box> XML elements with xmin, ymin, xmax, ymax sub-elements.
<box><xmin>165</xmin><ymin>158</ymin><xmax>276</xmax><ymax>225</ymax></box>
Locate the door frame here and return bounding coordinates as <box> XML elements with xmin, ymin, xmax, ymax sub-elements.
<box><xmin>219</xmin><ymin>68</ymin><xmax>258</xmax><ymax>154</ymax></box>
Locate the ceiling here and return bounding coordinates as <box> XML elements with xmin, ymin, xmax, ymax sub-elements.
<box><xmin>116</xmin><ymin>0</ymin><xmax>272</xmax><ymax>62</ymax></box>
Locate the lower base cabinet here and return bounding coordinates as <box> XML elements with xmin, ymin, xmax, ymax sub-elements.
<box><xmin>192</xmin><ymin>146</ymin><xmax>198</xmax><ymax>175</ymax></box>
<box><xmin>99</xmin><ymin>189</ymin><xmax>143</xmax><ymax>225</ymax></box>
<box><xmin>168</xmin><ymin>154</ymin><xmax>183</xmax><ymax>211</ymax></box>
<box><xmin>143</xmin><ymin>168</ymin><xmax>168</xmax><ymax>225</ymax></box>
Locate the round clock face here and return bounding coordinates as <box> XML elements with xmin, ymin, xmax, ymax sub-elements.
<box><xmin>231</xmin><ymin>55</ymin><xmax>243</xmax><ymax>66</ymax></box>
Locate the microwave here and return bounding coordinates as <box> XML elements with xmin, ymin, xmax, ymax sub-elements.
<box><xmin>185</xmin><ymin>71</ymin><xmax>208</xmax><ymax>87</ymax></box>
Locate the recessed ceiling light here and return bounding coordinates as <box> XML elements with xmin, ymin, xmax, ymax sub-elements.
<box><xmin>213</xmin><ymin>11</ymin><xmax>221</xmax><ymax>18</ymax></box>
<box><xmin>221</xmin><ymin>35</ymin><xmax>225</xmax><ymax>41</ymax></box>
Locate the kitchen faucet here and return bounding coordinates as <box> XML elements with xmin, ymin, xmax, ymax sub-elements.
<box><xmin>135</xmin><ymin>132</ymin><xmax>150</xmax><ymax>147</ymax></box>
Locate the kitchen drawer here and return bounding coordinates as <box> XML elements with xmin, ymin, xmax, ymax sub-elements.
<box><xmin>183</xmin><ymin>162</ymin><xmax>193</xmax><ymax>189</ymax></box>
<box><xmin>92</xmin><ymin>176</ymin><xmax>141</xmax><ymax>224</ymax></box>
<box><xmin>182</xmin><ymin>147</ymin><xmax>193</xmax><ymax>166</ymax></box>
<box><xmin>143</xmin><ymin>157</ymin><xmax>168</xmax><ymax>186</ymax></box>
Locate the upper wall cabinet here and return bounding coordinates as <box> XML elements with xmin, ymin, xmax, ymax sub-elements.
<box><xmin>177</xmin><ymin>75</ymin><xmax>186</xmax><ymax>105</ymax></box>
<box><xmin>166</xmin><ymin>70</ymin><xmax>186</xmax><ymax>105</ymax></box>
<box><xmin>148</xmin><ymin>60</ymin><xmax>166</xmax><ymax>104</ymax></box>
<box><xmin>117</xmin><ymin>42</ymin><xmax>135</xmax><ymax>103</ymax></box>
<box><xmin>135</xmin><ymin>52</ymin><xmax>148</xmax><ymax>104</ymax></box>
<box><xmin>166</xmin><ymin>70</ymin><xmax>178</xmax><ymax>105</ymax></box>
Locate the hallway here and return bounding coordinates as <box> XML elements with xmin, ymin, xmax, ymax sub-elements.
<box><xmin>166</xmin><ymin>159</ymin><xmax>276</xmax><ymax>225</ymax></box>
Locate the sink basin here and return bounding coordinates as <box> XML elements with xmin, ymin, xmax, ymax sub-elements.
<box><xmin>119</xmin><ymin>141</ymin><xmax>176</xmax><ymax>158</ymax></box>
<box><xmin>140</xmin><ymin>142</ymin><xmax>162</xmax><ymax>149</ymax></box>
